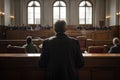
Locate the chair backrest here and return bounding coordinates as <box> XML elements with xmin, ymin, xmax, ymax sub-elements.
<box><xmin>7</xmin><ymin>45</ymin><xmax>26</xmax><ymax>53</ymax></box>
<box><xmin>88</xmin><ymin>46</ymin><xmax>106</xmax><ymax>53</ymax></box>
<box><xmin>76</xmin><ymin>36</ymin><xmax>87</xmax><ymax>52</ymax></box>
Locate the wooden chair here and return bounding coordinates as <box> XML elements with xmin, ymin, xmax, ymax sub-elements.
<box><xmin>7</xmin><ymin>45</ymin><xmax>26</xmax><ymax>53</ymax></box>
<box><xmin>88</xmin><ymin>45</ymin><xmax>107</xmax><ymax>53</ymax></box>
<box><xmin>76</xmin><ymin>36</ymin><xmax>87</xmax><ymax>52</ymax></box>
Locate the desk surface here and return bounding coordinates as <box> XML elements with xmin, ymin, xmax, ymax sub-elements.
<box><xmin>0</xmin><ymin>53</ymin><xmax>120</xmax><ymax>57</ymax></box>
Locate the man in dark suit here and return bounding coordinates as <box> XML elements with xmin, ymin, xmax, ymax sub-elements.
<box><xmin>39</xmin><ymin>20</ymin><xmax>84</xmax><ymax>80</ymax></box>
<box><xmin>108</xmin><ymin>37</ymin><xmax>120</xmax><ymax>53</ymax></box>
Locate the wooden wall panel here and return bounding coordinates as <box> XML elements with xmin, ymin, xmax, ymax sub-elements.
<box><xmin>0</xmin><ymin>54</ymin><xmax>120</xmax><ymax>80</ymax></box>
<box><xmin>92</xmin><ymin>69</ymin><xmax>114</xmax><ymax>80</ymax></box>
<box><xmin>6</xmin><ymin>30</ymin><xmax>114</xmax><ymax>40</ymax></box>
<box><xmin>116</xmin><ymin>70</ymin><xmax>120</xmax><ymax>80</ymax></box>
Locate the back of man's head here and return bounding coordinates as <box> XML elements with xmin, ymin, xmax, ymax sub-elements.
<box><xmin>26</xmin><ymin>36</ymin><xmax>32</xmax><ymax>45</ymax></box>
<box><xmin>113</xmin><ymin>37</ymin><xmax>120</xmax><ymax>45</ymax></box>
<box><xmin>54</xmin><ymin>20</ymin><xmax>66</xmax><ymax>33</ymax></box>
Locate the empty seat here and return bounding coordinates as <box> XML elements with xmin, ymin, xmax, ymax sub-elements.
<box><xmin>88</xmin><ymin>46</ymin><xmax>107</xmax><ymax>53</ymax></box>
<box><xmin>76</xmin><ymin>36</ymin><xmax>87</xmax><ymax>52</ymax></box>
<box><xmin>7</xmin><ymin>45</ymin><xmax>26</xmax><ymax>53</ymax></box>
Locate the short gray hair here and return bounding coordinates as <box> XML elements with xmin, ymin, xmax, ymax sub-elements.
<box><xmin>113</xmin><ymin>37</ymin><xmax>120</xmax><ymax>45</ymax></box>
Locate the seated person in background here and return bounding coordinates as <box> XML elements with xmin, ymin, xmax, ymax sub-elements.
<box><xmin>108</xmin><ymin>37</ymin><xmax>120</xmax><ymax>53</ymax></box>
<box><xmin>35</xmin><ymin>24</ymin><xmax>42</xmax><ymax>30</ymax></box>
<box><xmin>23</xmin><ymin>36</ymin><xmax>39</xmax><ymax>53</ymax></box>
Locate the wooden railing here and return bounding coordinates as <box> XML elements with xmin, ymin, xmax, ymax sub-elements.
<box><xmin>0</xmin><ymin>53</ymin><xmax>120</xmax><ymax>80</ymax></box>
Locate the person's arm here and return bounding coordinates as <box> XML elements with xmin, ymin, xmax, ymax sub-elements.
<box><xmin>22</xmin><ymin>44</ymin><xmax>27</xmax><ymax>48</ymax></box>
<box><xmin>108</xmin><ymin>47</ymin><xmax>114</xmax><ymax>53</ymax></box>
<box><xmin>34</xmin><ymin>44</ymin><xmax>39</xmax><ymax>53</ymax></box>
<box><xmin>75</xmin><ymin>40</ymin><xmax>84</xmax><ymax>68</ymax></box>
<box><xmin>38</xmin><ymin>40</ymin><xmax>48</xmax><ymax>68</ymax></box>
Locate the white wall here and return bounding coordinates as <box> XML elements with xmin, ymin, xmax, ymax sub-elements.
<box><xmin>110</xmin><ymin>0</ymin><xmax>116</xmax><ymax>26</ymax></box>
<box><xmin>105</xmin><ymin>0</ymin><xmax>110</xmax><ymax>26</ymax></box>
<box><xmin>94</xmin><ymin>0</ymin><xmax>106</xmax><ymax>26</ymax></box>
<box><xmin>43</xmin><ymin>0</ymin><xmax>53</xmax><ymax>26</ymax></box>
<box><xmin>0</xmin><ymin>0</ymin><xmax>120</xmax><ymax>26</ymax></box>
<box><xmin>4</xmin><ymin>0</ymin><xmax>10</xmax><ymax>25</ymax></box>
<box><xmin>14</xmin><ymin>0</ymin><xmax>21</xmax><ymax>25</ymax></box>
<box><xmin>0</xmin><ymin>0</ymin><xmax>1</xmax><ymax>25</ymax></box>
<box><xmin>117</xmin><ymin>0</ymin><xmax>120</xmax><ymax>25</ymax></box>
<box><xmin>68</xmin><ymin>0</ymin><xmax>77</xmax><ymax>25</ymax></box>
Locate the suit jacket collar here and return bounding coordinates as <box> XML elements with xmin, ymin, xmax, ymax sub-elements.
<box><xmin>56</xmin><ymin>33</ymin><xmax>68</xmax><ymax>38</ymax></box>
<box><xmin>115</xmin><ymin>44</ymin><xmax>120</xmax><ymax>47</ymax></box>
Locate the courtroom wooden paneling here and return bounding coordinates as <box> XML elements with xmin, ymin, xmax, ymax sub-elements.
<box><xmin>0</xmin><ymin>25</ymin><xmax>6</xmax><ymax>39</ymax></box>
<box><xmin>92</xmin><ymin>69</ymin><xmax>115</xmax><ymax>80</ymax></box>
<box><xmin>78</xmin><ymin>69</ymin><xmax>91</xmax><ymax>80</ymax></box>
<box><xmin>116</xmin><ymin>70</ymin><xmax>120</xmax><ymax>80</ymax></box>
<box><xmin>0</xmin><ymin>57</ymin><xmax>45</xmax><ymax>80</ymax></box>
<box><xmin>93</xmin><ymin>30</ymin><xmax>113</xmax><ymax>40</ymax></box>
<box><xmin>65</xmin><ymin>30</ymin><xmax>82</xmax><ymax>37</ymax></box>
<box><xmin>111</xmin><ymin>25</ymin><xmax>119</xmax><ymax>37</ymax></box>
<box><xmin>1</xmin><ymin>25</ymin><xmax>119</xmax><ymax>40</ymax></box>
<box><xmin>0</xmin><ymin>53</ymin><xmax>120</xmax><ymax>80</ymax></box>
<box><xmin>0</xmin><ymin>27</ymin><xmax>118</xmax><ymax>53</ymax></box>
<box><xmin>6</xmin><ymin>29</ymin><xmax>114</xmax><ymax>40</ymax></box>
<box><xmin>6</xmin><ymin>30</ymin><xmax>55</xmax><ymax>39</ymax></box>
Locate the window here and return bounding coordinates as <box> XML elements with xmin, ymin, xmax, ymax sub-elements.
<box><xmin>53</xmin><ymin>1</ymin><xmax>66</xmax><ymax>24</ymax></box>
<box><xmin>28</xmin><ymin>1</ymin><xmax>40</xmax><ymax>24</ymax></box>
<box><xmin>79</xmin><ymin>1</ymin><xmax>92</xmax><ymax>24</ymax></box>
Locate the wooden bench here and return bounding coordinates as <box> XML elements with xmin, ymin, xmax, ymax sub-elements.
<box><xmin>88</xmin><ymin>45</ymin><xmax>108</xmax><ymax>53</ymax></box>
<box><xmin>7</xmin><ymin>45</ymin><xmax>26</xmax><ymax>53</ymax></box>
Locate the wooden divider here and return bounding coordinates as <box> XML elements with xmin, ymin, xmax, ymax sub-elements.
<box><xmin>0</xmin><ymin>53</ymin><xmax>120</xmax><ymax>80</ymax></box>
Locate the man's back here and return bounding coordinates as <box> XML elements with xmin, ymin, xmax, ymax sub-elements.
<box><xmin>109</xmin><ymin>37</ymin><xmax>120</xmax><ymax>53</ymax></box>
<box><xmin>109</xmin><ymin>45</ymin><xmax>120</xmax><ymax>53</ymax></box>
<box><xmin>39</xmin><ymin>33</ymin><xmax>84</xmax><ymax>80</ymax></box>
<box><xmin>39</xmin><ymin>20</ymin><xmax>84</xmax><ymax>80</ymax></box>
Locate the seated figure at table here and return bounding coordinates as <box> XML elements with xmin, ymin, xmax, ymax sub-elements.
<box><xmin>35</xmin><ymin>24</ymin><xmax>42</xmax><ymax>30</ymax></box>
<box><xmin>108</xmin><ymin>37</ymin><xmax>120</xmax><ymax>53</ymax></box>
<box><xmin>23</xmin><ymin>36</ymin><xmax>39</xmax><ymax>53</ymax></box>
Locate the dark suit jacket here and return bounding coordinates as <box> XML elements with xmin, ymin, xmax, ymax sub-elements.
<box><xmin>108</xmin><ymin>45</ymin><xmax>120</xmax><ymax>53</ymax></box>
<box><xmin>39</xmin><ymin>33</ymin><xmax>84</xmax><ymax>80</ymax></box>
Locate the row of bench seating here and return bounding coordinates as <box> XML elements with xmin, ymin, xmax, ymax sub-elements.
<box><xmin>7</xmin><ymin>45</ymin><xmax>26</xmax><ymax>53</ymax></box>
<box><xmin>2</xmin><ymin>36</ymin><xmax>110</xmax><ymax>53</ymax></box>
<box><xmin>7</xmin><ymin>44</ymin><xmax>108</xmax><ymax>53</ymax></box>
